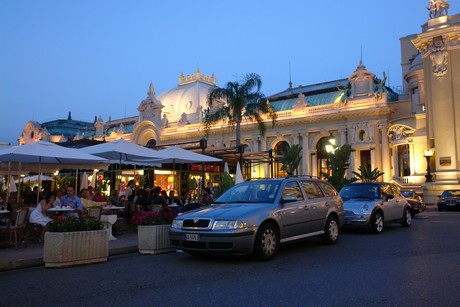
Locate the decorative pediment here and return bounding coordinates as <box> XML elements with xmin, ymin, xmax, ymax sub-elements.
<box><xmin>138</xmin><ymin>83</ymin><xmax>164</xmax><ymax>126</ymax></box>
<box><xmin>349</xmin><ymin>61</ymin><xmax>375</xmax><ymax>98</ymax></box>
<box><xmin>387</xmin><ymin>124</ymin><xmax>416</xmax><ymax>140</ymax></box>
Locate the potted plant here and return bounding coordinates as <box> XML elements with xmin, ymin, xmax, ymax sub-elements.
<box><xmin>44</xmin><ymin>215</ymin><xmax>108</xmax><ymax>268</ymax></box>
<box><xmin>131</xmin><ymin>209</ymin><xmax>178</xmax><ymax>255</ymax></box>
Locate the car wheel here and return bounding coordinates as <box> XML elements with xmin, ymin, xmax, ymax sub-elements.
<box><xmin>438</xmin><ymin>205</ymin><xmax>443</xmax><ymax>212</ymax></box>
<box><xmin>253</xmin><ymin>223</ymin><xmax>278</xmax><ymax>261</ymax></box>
<box><xmin>321</xmin><ymin>216</ymin><xmax>339</xmax><ymax>244</ymax></box>
<box><xmin>401</xmin><ymin>207</ymin><xmax>412</xmax><ymax>227</ymax></box>
<box><xmin>370</xmin><ymin>211</ymin><xmax>384</xmax><ymax>234</ymax></box>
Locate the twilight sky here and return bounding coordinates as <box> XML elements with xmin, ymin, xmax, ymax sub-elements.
<box><xmin>1</xmin><ymin>0</ymin><xmax>457</xmax><ymax>144</ymax></box>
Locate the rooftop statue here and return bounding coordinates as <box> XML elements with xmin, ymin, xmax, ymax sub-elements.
<box><xmin>427</xmin><ymin>0</ymin><xmax>449</xmax><ymax>19</ymax></box>
<box><xmin>373</xmin><ymin>72</ymin><xmax>387</xmax><ymax>100</ymax></box>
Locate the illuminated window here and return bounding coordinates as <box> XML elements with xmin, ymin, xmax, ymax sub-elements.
<box><xmin>274</xmin><ymin>141</ymin><xmax>289</xmax><ymax>178</ymax></box>
<box><xmin>397</xmin><ymin>144</ymin><xmax>410</xmax><ymax>177</ymax></box>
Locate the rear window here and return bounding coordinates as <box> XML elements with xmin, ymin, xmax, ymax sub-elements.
<box><xmin>300</xmin><ymin>181</ymin><xmax>324</xmax><ymax>199</ymax></box>
<box><xmin>317</xmin><ymin>181</ymin><xmax>338</xmax><ymax>197</ymax></box>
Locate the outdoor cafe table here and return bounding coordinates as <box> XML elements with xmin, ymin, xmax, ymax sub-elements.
<box><xmin>47</xmin><ymin>207</ymin><xmax>76</xmax><ymax>216</ymax></box>
<box><xmin>101</xmin><ymin>206</ymin><xmax>124</xmax><ymax>241</ymax></box>
<box><xmin>0</xmin><ymin>209</ymin><xmax>10</xmax><ymax>223</ymax></box>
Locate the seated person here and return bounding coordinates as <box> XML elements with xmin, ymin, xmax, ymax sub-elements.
<box><xmin>29</xmin><ymin>193</ymin><xmax>55</xmax><ymax>241</ymax></box>
<box><xmin>60</xmin><ymin>185</ymin><xmax>83</xmax><ymax>217</ymax></box>
<box><xmin>167</xmin><ymin>190</ymin><xmax>182</xmax><ymax>206</ymax></box>
<box><xmin>109</xmin><ymin>189</ymin><xmax>121</xmax><ymax>206</ymax></box>
<box><xmin>0</xmin><ymin>194</ymin><xmax>13</xmax><ymax>225</ymax></box>
<box><xmin>92</xmin><ymin>188</ymin><xmax>108</xmax><ymax>203</ymax></box>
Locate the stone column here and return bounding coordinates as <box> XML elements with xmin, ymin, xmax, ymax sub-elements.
<box><xmin>380</xmin><ymin>124</ymin><xmax>391</xmax><ymax>181</ymax></box>
<box><xmin>301</xmin><ymin>133</ymin><xmax>309</xmax><ymax>176</ymax></box>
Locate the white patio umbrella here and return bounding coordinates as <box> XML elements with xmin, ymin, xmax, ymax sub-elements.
<box><xmin>235</xmin><ymin>161</ymin><xmax>244</xmax><ymax>184</ymax></box>
<box><xmin>145</xmin><ymin>146</ymin><xmax>221</xmax><ymax>163</ymax></box>
<box><xmin>223</xmin><ymin>162</ymin><xmax>230</xmax><ymax>174</ymax></box>
<box><xmin>8</xmin><ymin>176</ymin><xmax>17</xmax><ymax>193</ymax></box>
<box><xmin>15</xmin><ymin>175</ymin><xmax>53</xmax><ymax>183</ymax></box>
<box><xmin>0</xmin><ymin>141</ymin><xmax>109</xmax><ymax>202</ymax></box>
<box><xmin>80</xmin><ymin>171</ymin><xmax>89</xmax><ymax>189</ymax></box>
<box><xmin>134</xmin><ymin>146</ymin><xmax>221</xmax><ymax>192</ymax></box>
<box><xmin>80</xmin><ymin>139</ymin><xmax>163</xmax><ymax>163</ymax></box>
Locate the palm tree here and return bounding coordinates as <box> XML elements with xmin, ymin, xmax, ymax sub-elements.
<box><xmin>204</xmin><ymin>73</ymin><xmax>277</xmax><ymax>146</ymax></box>
<box><xmin>280</xmin><ymin>144</ymin><xmax>302</xmax><ymax>175</ymax></box>
<box><xmin>352</xmin><ymin>166</ymin><xmax>384</xmax><ymax>182</ymax></box>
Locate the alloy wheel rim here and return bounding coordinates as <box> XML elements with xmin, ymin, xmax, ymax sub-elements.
<box><xmin>376</xmin><ymin>214</ymin><xmax>383</xmax><ymax>232</ymax></box>
<box><xmin>262</xmin><ymin>229</ymin><xmax>276</xmax><ymax>255</ymax></box>
<box><xmin>406</xmin><ymin>210</ymin><xmax>412</xmax><ymax>225</ymax></box>
<box><xmin>329</xmin><ymin>220</ymin><xmax>338</xmax><ymax>240</ymax></box>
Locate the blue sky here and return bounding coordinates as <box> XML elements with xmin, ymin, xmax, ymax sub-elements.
<box><xmin>1</xmin><ymin>0</ymin><xmax>457</xmax><ymax>144</ymax></box>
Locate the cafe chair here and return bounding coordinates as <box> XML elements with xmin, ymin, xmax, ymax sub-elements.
<box><xmin>0</xmin><ymin>208</ymin><xmax>28</xmax><ymax>249</ymax></box>
<box><xmin>87</xmin><ymin>206</ymin><xmax>102</xmax><ymax>221</ymax></box>
<box><xmin>26</xmin><ymin>206</ymin><xmax>43</xmax><ymax>243</ymax></box>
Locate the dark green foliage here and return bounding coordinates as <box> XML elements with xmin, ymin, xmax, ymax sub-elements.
<box><xmin>46</xmin><ymin>215</ymin><xmax>104</xmax><ymax>232</ymax></box>
<box><xmin>215</xmin><ymin>172</ymin><xmax>235</xmax><ymax>198</ymax></box>
<box><xmin>280</xmin><ymin>144</ymin><xmax>302</xmax><ymax>175</ymax></box>
<box><xmin>352</xmin><ymin>166</ymin><xmax>384</xmax><ymax>182</ymax></box>
<box><xmin>325</xmin><ymin>144</ymin><xmax>357</xmax><ymax>191</ymax></box>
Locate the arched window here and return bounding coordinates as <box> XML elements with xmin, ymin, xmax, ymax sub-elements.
<box><xmin>317</xmin><ymin>137</ymin><xmax>331</xmax><ymax>179</ymax></box>
<box><xmin>145</xmin><ymin>139</ymin><xmax>157</xmax><ymax>148</ymax></box>
<box><xmin>274</xmin><ymin>141</ymin><xmax>289</xmax><ymax>178</ymax></box>
<box><xmin>397</xmin><ymin>144</ymin><xmax>410</xmax><ymax>177</ymax></box>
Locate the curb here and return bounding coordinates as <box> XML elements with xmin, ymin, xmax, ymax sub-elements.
<box><xmin>0</xmin><ymin>245</ymin><xmax>138</xmax><ymax>272</ymax></box>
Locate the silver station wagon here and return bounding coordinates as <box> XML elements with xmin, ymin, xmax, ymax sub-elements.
<box><xmin>170</xmin><ymin>177</ymin><xmax>344</xmax><ymax>260</ymax></box>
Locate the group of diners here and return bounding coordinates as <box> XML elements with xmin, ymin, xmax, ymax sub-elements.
<box><xmin>132</xmin><ymin>184</ymin><xmax>215</xmax><ymax>213</ymax></box>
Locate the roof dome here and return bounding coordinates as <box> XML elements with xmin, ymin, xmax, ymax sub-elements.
<box><xmin>157</xmin><ymin>69</ymin><xmax>216</xmax><ymax>124</ymax></box>
<box><xmin>409</xmin><ymin>53</ymin><xmax>423</xmax><ymax>72</ymax></box>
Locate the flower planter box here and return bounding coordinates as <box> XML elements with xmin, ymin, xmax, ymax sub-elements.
<box><xmin>44</xmin><ymin>230</ymin><xmax>109</xmax><ymax>268</ymax></box>
<box><xmin>138</xmin><ymin>224</ymin><xmax>175</xmax><ymax>255</ymax></box>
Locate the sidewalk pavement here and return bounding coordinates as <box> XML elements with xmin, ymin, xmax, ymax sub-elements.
<box><xmin>0</xmin><ymin>229</ymin><xmax>138</xmax><ymax>272</ymax></box>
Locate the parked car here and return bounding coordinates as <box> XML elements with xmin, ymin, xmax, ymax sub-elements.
<box><xmin>170</xmin><ymin>177</ymin><xmax>344</xmax><ymax>260</ymax></box>
<box><xmin>437</xmin><ymin>190</ymin><xmax>460</xmax><ymax>211</ymax></box>
<box><xmin>339</xmin><ymin>182</ymin><xmax>412</xmax><ymax>234</ymax></box>
<box><xmin>401</xmin><ymin>189</ymin><xmax>426</xmax><ymax>216</ymax></box>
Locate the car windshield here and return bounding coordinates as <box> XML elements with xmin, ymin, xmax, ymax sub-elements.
<box><xmin>401</xmin><ymin>191</ymin><xmax>413</xmax><ymax>198</ymax></box>
<box><xmin>214</xmin><ymin>181</ymin><xmax>280</xmax><ymax>204</ymax></box>
<box><xmin>441</xmin><ymin>190</ymin><xmax>460</xmax><ymax>197</ymax></box>
<box><xmin>339</xmin><ymin>184</ymin><xmax>380</xmax><ymax>200</ymax></box>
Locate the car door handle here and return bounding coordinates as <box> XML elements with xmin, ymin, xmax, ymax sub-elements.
<box><xmin>304</xmin><ymin>205</ymin><xmax>310</xmax><ymax>210</ymax></box>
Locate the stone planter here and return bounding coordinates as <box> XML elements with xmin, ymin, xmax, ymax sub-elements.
<box><xmin>138</xmin><ymin>224</ymin><xmax>175</xmax><ymax>254</ymax></box>
<box><xmin>44</xmin><ymin>230</ymin><xmax>109</xmax><ymax>268</ymax></box>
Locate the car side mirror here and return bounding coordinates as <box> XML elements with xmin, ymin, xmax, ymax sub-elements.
<box><xmin>281</xmin><ymin>195</ymin><xmax>298</xmax><ymax>203</ymax></box>
<box><xmin>386</xmin><ymin>194</ymin><xmax>394</xmax><ymax>200</ymax></box>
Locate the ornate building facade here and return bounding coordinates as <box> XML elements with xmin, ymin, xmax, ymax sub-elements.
<box><xmin>18</xmin><ymin>2</ymin><xmax>460</xmax><ymax>203</ymax></box>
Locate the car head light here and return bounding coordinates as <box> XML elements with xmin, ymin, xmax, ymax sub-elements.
<box><xmin>361</xmin><ymin>204</ymin><xmax>369</xmax><ymax>213</ymax></box>
<box><xmin>212</xmin><ymin>220</ymin><xmax>244</xmax><ymax>230</ymax></box>
<box><xmin>171</xmin><ymin>219</ymin><xmax>183</xmax><ymax>229</ymax></box>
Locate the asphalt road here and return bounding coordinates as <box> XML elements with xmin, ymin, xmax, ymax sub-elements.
<box><xmin>2</xmin><ymin>208</ymin><xmax>459</xmax><ymax>307</ymax></box>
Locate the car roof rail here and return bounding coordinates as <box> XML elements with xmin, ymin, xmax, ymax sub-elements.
<box><xmin>285</xmin><ymin>175</ymin><xmax>319</xmax><ymax>179</ymax></box>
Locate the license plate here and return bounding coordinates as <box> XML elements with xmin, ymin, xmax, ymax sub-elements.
<box><xmin>184</xmin><ymin>234</ymin><xmax>200</xmax><ymax>241</ymax></box>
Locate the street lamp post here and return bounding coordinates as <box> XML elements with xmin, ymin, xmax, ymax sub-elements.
<box><xmin>200</xmin><ymin>138</ymin><xmax>207</xmax><ymax>189</ymax></box>
<box><xmin>423</xmin><ymin>149</ymin><xmax>434</xmax><ymax>182</ymax></box>
<box><xmin>325</xmin><ymin>133</ymin><xmax>336</xmax><ymax>178</ymax></box>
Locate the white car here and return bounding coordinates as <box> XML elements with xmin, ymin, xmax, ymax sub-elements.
<box><xmin>339</xmin><ymin>182</ymin><xmax>412</xmax><ymax>234</ymax></box>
